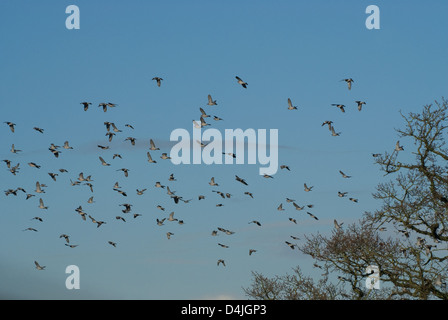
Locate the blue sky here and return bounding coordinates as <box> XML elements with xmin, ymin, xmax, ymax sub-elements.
<box><xmin>0</xmin><ymin>1</ymin><xmax>447</xmax><ymax>299</ymax></box>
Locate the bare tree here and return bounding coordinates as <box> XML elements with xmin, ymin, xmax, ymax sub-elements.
<box><xmin>244</xmin><ymin>99</ymin><xmax>448</xmax><ymax>300</ymax></box>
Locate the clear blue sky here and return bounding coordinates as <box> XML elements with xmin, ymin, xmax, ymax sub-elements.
<box><xmin>0</xmin><ymin>1</ymin><xmax>447</xmax><ymax>299</ymax></box>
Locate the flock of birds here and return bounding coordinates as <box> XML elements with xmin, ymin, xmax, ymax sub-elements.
<box><xmin>3</xmin><ymin>75</ymin><xmax>376</xmax><ymax>273</ymax></box>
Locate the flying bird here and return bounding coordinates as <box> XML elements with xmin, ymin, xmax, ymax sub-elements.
<box><xmin>80</xmin><ymin>102</ymin><xmax>92</xmax><ymax>111</ymax></box>
<box><xmin>341</xmin><ymin>78</ymin><xmax>354</xmax><ymax>90</ymax></box>
<box><xmin>285</xmin><ymin>241</ymin><xmax>297</xmax><ymax>250</ymax></box>
<box><xmin>217</xmin><ymin>259</ymin><xmax>226</xmax><ymax>267</ymax></box>
<box><xmin>149</xmin><ymin>139</ymin><xmax>160</xmax><ymax>151</ymax></box>
<box><xmin>99</xmin><ymin>156</ymin><xmax>110</xmax><ymax>166</ymax></box>
<box><xmin>209</xmin><ymin>177</ymin><xmax>219</xmax><ymax>186</ymax></box>
<box><xmin>355</xmin><ymin>101</ymin><xmax>366</xmax><ymax>111</ymax></box>
<box><xmin>287</xmin><ymin>98</ymin><xmax>298</xmax><ymax>110</ymax></box>
<box><xmin>235</xmin><ymin>76</ymin><xmax>248</xmax><ymax>88</ymax></box>
<box><xmin>235</xmin><ymin>175</ymin><xmax>248</xmax><ymax>185</ymax></box>
<box><xmin>395</xmin><ymin>141</ymin><xmax>404</xmax><ymax>151</ymax></box>
<box><xmin>207</xmin><ymin>94</ymin><xmax>217</xmax><ymax>106</ymax></box>
<box><xmin>249</xmin><ymin>249</ymin><xmax>258</xmax><ymax>256</ymax></box>
<box><xmin>147</xmin><ymin>151</ymin><xmax>157</xmax><ymax>163</ymax></box>
<box><xmin>34</xmin><ymin>261</ymin><xmax>46</xmax><ymax>270</ymax></box>
<box><xmin>304</xmin><ymin>183</ymin><xmax>313</xmax><ymax>192</ymax></box>
<box><xmin>152</xmin><ymin>77</ymin><xmax>163</xmax><ymax>87</ymax></box>
<box><xmin>331</xmin><ymin>104</ymin><xmax>346</xmax><ymax>113</ymax></box>
<box><xmin>4</xmin><ymin>122</ymin><xmax>16</xmax><ymax>133</ymax></box>
<box><xmin>306</xmin><ymin>212</ymin><xmax>319</xmax><ymax>220</ymax></box>
<box><xmin>339</xmin><ymin>170</ymin><xmax>351</xmax><ymax>178</ymax></box>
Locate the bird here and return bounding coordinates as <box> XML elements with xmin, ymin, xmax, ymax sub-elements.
<box><xmin>235</xmin><ymin>76</ymin><xmax>248</xmax><ymax>88</ymax></box>
<box><xmin>28</xmin><ymin>162</ymin><xmax>41</xmax><ymax>169</ymax></box>
<box><xmin>207</xmin><ymin>94</ymin><xmax>217</xmax><ymax>106</ymax></box>
<box><xmin>304</xmin><ymin>183</ymin><xmax>313</xmax><ymax>192</ymax></box>
<box><xmin>63</xmin><ymin>141</ymin><xmax>73</xmax><ymax>149</ymax></box>
<box><xmin>97</xmin><ymin>145</ymin><xmax>109</xmax><ymax>150</ymax></box>
<box><xmin>125</xmin><ymin>124</ymin><xmax>134</xmax><ymax>130</ymax></box>
<box><xmin>35</xmin><ymin>182</ymin><xmax>46</xmax><ymax>194</ymax></box>
<box><xmin>33</xmin><ymin>127</ymin><xmax>44</xmax><ymax>134</ymax></box>
<box><xmin>349</xmin><ymin>197</ymin><xmax>358</xmax><ymax>203</ymax></box>
<box><xmin>395</xmin><ymin>141</ymin><xmax>404</xmax><ymax>151</ymax></box>
<box><xmin>217</xmin><ymin>259</ymin><xmax>226</xmax><ymax>267</ymax></box>
<box><xmin>322</xmin><ymin>121</ymin><xmax>334</xmax><ymax>131</ymax></box>
<box><xmin>23</xmin><ymin>227</ymin><xmax>38</xmax><ymax>232</ymax></box>
<box><xmin>289</xmin><ymin>218</ymin><xmax>297</xmax><ymax>224</ymax></box>
<box><xmin>160</xmin><ymin>153</ymin><xmax>171</xmax><ymax>160</ymax></box>
<box><xmin>11</xmin><ymin>144</ymin><xmax>22</xmax><ymax>154</ymax></box>
<box><xmin>48</xmin><ymin>173</ymin><xmax>58</xmax><ymax>181</ymax></box>
<box><xmin>280</xmin><ymin>165</ymin><xmax>290</xmax><ymax>171</ymax></box>
<box><xmin>213</xmin><ymin>115</ymin><xmax>223</xmax><ymax>121</ymax></box>
<box><xmin>65</xmin><ymin>244</ymin><xmax>78</xmax><ymax>248</ymax></box>
<box><xmin>167</xmin><ymin>212</ymin><xmax>178</xmax><ymax>222</ymax></box>
<box><xmin>149</xmin><ymin>139</ymin><xmax>160</xmax><ymax>151</ymax></box>
<box><xmin>31</xmin><ymin>216</ymin><xmax>43</xmax><ymax>222</ymax></box>
<box><xmin>152</xmin><ymin>77</ymin><xmax>163</xmax><ymax>87</ymax></box>
<box><xmin>307</xmin><ymin>212</ymin><xmax>319</xmax><ymax>220</ymax></box>
<box><xmin>98</xmin><ymin>103</ymin><xmax>115</xmax><ymax>112</ymax></box>
<box><xmin>218</xmin><ymin>243</ymin><xmax>229</xmax><ymax>248</ymax></box>
<box><xmin>117</xmin><ymin>168</ymin><xmax>130</xmax><ymax>177</ymax></box>
<box><xmin>355</xmin><ymin>101</ymin><xmax>366</xmax><ymax>111</ymax></box>
<box><xmin>209</xmin><ymin>177</ymin><xmax>219</xmax><ymax>186</ymax></box>
<box><xmin>34</xmin><ymin>261</ymin><xmax>46</xmax><ymax>270</ymax></box>
<box><xmin>38</xmin><ymin>198</ymin><xmax>48</xmax><ymax>210</ymax></box>
<box><xmin>249</xmin><ymin>220</ymin><xmax>262</xmax><ymax>227</ymax></box>
<box><xmin>80</xmin><ymin>102</ymin><xmax>92</xmax><ymax>111</ymax></box>
<box><xmin>168</xmin><ymin>173</ymin><xmax>176</xmax><ymax>181</ymax></box>
<box><xmin>60</xmin><ymin>234</ymin><xmax>70</xmax><ymax>243</ymax></box>
<box><xmin>4</xmin><ymin>122</ymin><xmax>16</xmax><ymax>133</ymax></box>
<box><xmin>155</xmin><ymin>181</ymin><xmax>165</xmax><ymax>188</ymax></box>
<box><xmin>124</xmin><ymin>137</ymin><xmax>137</xmax><ymax>146</ymax></box>
<box><xmin>147</xmin><ymin>151</ymin><xmax>157</xmax><ymax>163</ymax></box>
<box><xmin>156</xmin><ymin>218</ymin><xmax>166</xmax><ymax>226</ymax></box>
<box><xmin>99</xmin><ymin>156</ymin><xmax>110</xmax><ymax>166</ymax></box>
<box><xmin>116</xmin><ymin>216</ymin><xmax>126</xmax><ymax>222</ymax></box>
<box><xmin>108</xmin><ymin>241</ymin><xmax>117</xmax><ymax>247</ymax></box>
<box><xmin>166</xmin><ymin>232</ymin><xmax>174</xmax><ymax>239</ymax></box>
<box><xmin>263</xmin><ymin>174</ymin><xmax>274</xmax><ymax>179</ymax></box>
<box><xmin>198</xmin><ymin>195</ymin><xmax>205</xmax><ymax>200</ymax></box>
<box><xmin>338</xmin><ymin>191</ymin><xmax>348</xmax><ymax>198</ymax></box>
<box><xmin>331</xmin><ymin>104</ymin><xmax>346</xmax><ymax>113</ymax></box>
<box><xmin>330</xmin><ymin>126</ymin><xmax>341</xmax><ymax>136</ymax></box>
<box><xmin>293</xmin><ymin>202</ymin><xmax>304</xmax><ymax>211</ymax></box>
<box><xmin>334</xmin><ymin>219</ymin><xmax>344</xmax><ymax>229</ymax></box>
<box><xmin>249</xmin><ymin>249</ymin><xmax>257</xmax><ymax>256</ymax></box>
<box><xmin>277</xmin><ymin>203</ymin><xmax>285</xmax><ymax>211</ymax></box>
<box><xmin>287</xmin><ymin>98</ymin><xmax>298</xmax><ymax>110</ymax></box>
<box><xmin>244</xmin><ymin>192</ymin><xmax>254</xmax><ymax>198</ymax></box>
<box><xmin>339</xmin><ymin>170</ymin><xmax>351</xmax><ymax>178</ymax></box>
<box><xmin>235</xmin><ymin>175</ymin><xmax>248</xmax><ymax>185</ymax></box>
<box><xmin>114</xmin><ymin>188</ymin><xmax>127</xmax><ymax>197</ymax></box>
<box><xmin>285</xmin><ymin>241</ymin><xmax>297</xmax><ymax>250</ymax></box>
<box><xmin>136</xmin><ymin>188</ymin><xmax>147</xmax><ymax>195</ymax></box>
<box><xmin>341</xmin><ymin>78</ymin><xmax>354</xmax><ymax>90</ymax></box>
<box><xmin>199</xmin><ymin>107</ymin><xmax>210</xmax><ymax>118</ymax></box>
